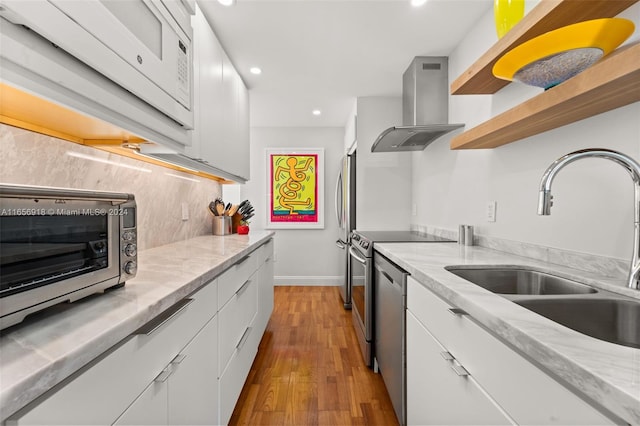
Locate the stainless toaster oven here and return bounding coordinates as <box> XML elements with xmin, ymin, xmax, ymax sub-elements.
<box><xmin>0</xmin><ymin>184</ymin><xmax>137</xmax><ymax>330</ymax></box>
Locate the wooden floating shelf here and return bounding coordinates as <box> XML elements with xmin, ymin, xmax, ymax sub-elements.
<box><xmin>450</xmin><ymin>43</ymin><xmax>640</xmax><ymax>150</ymax></box>
<box><xmin>451</xmin><ymin>0</ymin><xmax>639</xmax><ymax>95</ymax></box>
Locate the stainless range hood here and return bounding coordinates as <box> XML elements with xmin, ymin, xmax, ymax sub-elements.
<box><xmin>371</xmin><ymin>57</ymin><xmax>464</xmax><ymax>153</ymax></box>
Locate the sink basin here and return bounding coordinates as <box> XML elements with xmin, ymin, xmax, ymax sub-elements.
<box><xmin>447</xmin><ymin>267</ymin><xmax>597</xmax><ymax>295</ymax></box>
<box><xmin>516</xmin><ymin>298</ymin><xmax>640</xmax><ymax>349</ymax></box>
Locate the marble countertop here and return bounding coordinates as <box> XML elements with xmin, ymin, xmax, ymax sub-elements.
<box><xmin>0</xmin><ymin>231</ymin><xmax>274</xmax><ymax>422</ymax></box>
<box><xmin>375</xmin><ymin>242</ymin><xmax>640</xmax><ymax>424</ymax></box>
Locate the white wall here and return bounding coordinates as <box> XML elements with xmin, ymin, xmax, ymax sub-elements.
<box><xmin>242</xmin><ymin>127</ymin><xmax>344</xmax><ymax>285</ymax></box>
<box><xmin>355</xmin><ymin>96</ymin><xmax>413</xmax><ymax>231</ymax></box>
<box><xmin>344</xmin><ymin>99</ymin><xmax>357</xmax><ymax>153</ymax></box>
<box><xmin>411</xmin><ymin>5</ymin><xmax>640</xmax><ymax>261</ymax></box>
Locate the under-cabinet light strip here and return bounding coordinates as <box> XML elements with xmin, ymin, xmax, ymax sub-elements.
<box><xmin>66</xmin><ymin>151</ymin><xmax>152</xmax><ymax>173</ymax></box>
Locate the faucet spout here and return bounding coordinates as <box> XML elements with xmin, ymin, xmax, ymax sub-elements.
<box><xmin>537</xmin><ymin>148</ymin><xmax>640</xmax><ymax>290</ymax></box>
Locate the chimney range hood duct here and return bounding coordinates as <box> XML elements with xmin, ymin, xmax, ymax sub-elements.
<box><xmin>371</xmin><ymin>56</ymin><xmax>464</xmax><ymax>153</ymax></box>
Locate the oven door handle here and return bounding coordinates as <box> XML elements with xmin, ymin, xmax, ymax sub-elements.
<box><xmin>349</xmin><ymin>246</ymin><xmax>368</xmax><ymax>265</ymax></box>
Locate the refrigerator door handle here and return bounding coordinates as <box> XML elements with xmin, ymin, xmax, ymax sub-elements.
<box><xmin>335</xmin><ymin>169</ymin><xmax>343</xmax><ymax>227</ymax></box>
<box><xmin>336</xmin><ymin>239</ymin><xmax>346</xmax><ymax>249</ymax></box>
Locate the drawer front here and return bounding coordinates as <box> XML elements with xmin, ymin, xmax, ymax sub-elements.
<box><xmin>112</xmin><ymin>380</ymin><xmax>168</xmax><ymax>426</ymax></box>
<box><xmin>407</xmin><ymin>277</ymin><xmax>615</xmax><ymax>425</ymax></box>
<box><xmin>218</xmin><ymin>250</ymin><xmax>259</xmax><ymax>309</ymax></box>
<box><xmin>257</xmin><ymin>239</ymin><xmax>274</xmax><ymax>264</ymax></box>
<box><xmin>7</xmin><ymin>279</ymin><xmax>218</xmax><ymax>426</ymax></box>
<box><xmin>218</xmin><ymin>272</ymin><xmax>258</xmax><ymax>375</ymax></box>
<box><xmin>407</xmin><ymin>311</ymin><xmax>511</xmax><ymax>426</ymax></box>
<box><xmin>218</xmin><ymin>314</ymin><xmax>261</xmax><ymax>425</ymax></box>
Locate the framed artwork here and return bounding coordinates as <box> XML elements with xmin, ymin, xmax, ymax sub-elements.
<box><xmin>266</xmin><ymin>148</ymin><xmax>324</xmax><ymax>229</ymax></box>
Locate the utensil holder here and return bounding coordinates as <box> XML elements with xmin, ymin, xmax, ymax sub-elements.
<box><xmin>212</xmin><ymin>216</ymin><xmax>232</xmax><ymax>236</ymax></box>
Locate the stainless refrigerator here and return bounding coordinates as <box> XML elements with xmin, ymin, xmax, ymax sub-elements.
<box><xmin>335</xmin><ymin>146</ymin><xmax>356</xmax><ymax>309</ymax></box>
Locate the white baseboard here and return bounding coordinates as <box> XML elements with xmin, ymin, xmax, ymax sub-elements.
<box><xmin>275</xmin><ymin>276</ymin><xmax>343</xmax><ymax>286</ymax></box>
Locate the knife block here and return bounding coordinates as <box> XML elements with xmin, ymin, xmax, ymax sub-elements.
<box><xmin>231</xmin><ymin>213</ymin><xmax>242</xmax><ymax>233</ymax></box>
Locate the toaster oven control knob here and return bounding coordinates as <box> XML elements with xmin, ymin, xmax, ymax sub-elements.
<box><xmin>124</xmin><ymin>260</ymin><xmax>137</xmax><ymax>275</ymax></box>
<box><xmin>124</xmin><ymin>243</ymin><xmax>137</xmax><ymax>257</ymax></box>
<box><xmin>122</xmin><ymin>231</ymin><xmax>135</xmax><ymax>241</ymax></box>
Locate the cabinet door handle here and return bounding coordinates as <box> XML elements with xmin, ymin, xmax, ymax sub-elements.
<box><xmin>236</xmin><ymin>279</ymin><xmax>251</xmax><ymax>295</ymax></box>
<box><xmin>236</xmin><ymin>326</ymin><xmax>251</xmax><ymax>350</ymax></box>
<box><xmin>135</xmin><ymin>298</ymin><xmax>194</xmax><ymax>336</ymax></box>
<box><xmin>171</xmin><ymin>353</ymin><xmax>187</xmax><ymax>364</ymax></box>
<box><xmin>381</xmin><ymin>270</ymin><xmax>394</xmax><ymax>283</ymax></box>
<box><xmin>448</xmin><ymin>307</ymin><xmax>469</xmax><ymax>316</ymax></box>
<box><xmin>154</xmin><ymin>367</ymin><xmax>173</xmax><ymax>383</ymax></box>
<box><xmin>450</xmin><ymin>360</ymin><xmax>470</xmax><ymax>377</ymax></box>
<box><xmin>440</xmin><ymin>351</ymin><xmax>454</xmax><ymax>361</ymax></box>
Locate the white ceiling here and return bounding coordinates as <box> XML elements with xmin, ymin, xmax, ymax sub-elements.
<box><xmin>198</xmin><ymin>0</ymin><xmax>492</xmax><ymax>128</ymax></box>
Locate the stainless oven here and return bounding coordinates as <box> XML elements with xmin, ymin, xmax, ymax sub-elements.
<box><xmin>0</xmin><ymin>184</ymin><xmax>137</xmax><ymax>330</ymax></box>
<box><xmin>348</xmin><ymin>231</ymin><xmax>456</xmax><ymax>371</ymax></box>
<box><xmin>348</xmin><ymin>234</ymin><xmax>372</xmax><ymax>366</ymax></box>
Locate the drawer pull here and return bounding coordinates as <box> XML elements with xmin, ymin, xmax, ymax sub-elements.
<box><xmin>381</xmin><ymin>270</ymin><xmax>394</xmax><ymax>283</ymax></box>
<box><xmin>237</xmin><ymin>254</ymin><xmax>251</xmax><ymax>265</ymax></box>
<box><xmin>236</xmin><ymin>279</ymin><xmax>251</xmax><ymax>295</ymax></box>
<box><xmin>450</xmin><ymin>361</ymin><xmax>470</xmax><ymax>377</ymax></box>
<box><xmin>236</xmin><ymin>326</ymin><xmax>251</xmax><ymax>350</ymax></box>
<box><xmin>135</xmin><ymin>298</ymin><xmax>194</xmax><ymax>336</ymax></box>
<box><xmin>154</xmin><ymin>367</ymin><xmax>173</xmax><ymax>383</ymax></box>
<box><xmin>440</xmin><ymin>351</ymin><xmax>454</xmax><ymax>361</ymax></box>
<box><xmin>448</xmin><ymin>307</ymin><xmax>469</xmax><ymax>317</ymax></box>
<box><xmin>171</xmin><ymin>353</ymin><xmax>187</xmax><ymax>364</ymax></box>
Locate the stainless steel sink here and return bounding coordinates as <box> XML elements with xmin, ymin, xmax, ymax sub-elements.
<box><xmin>516</xmin><ymin>298</ymin><xmax>640</xmax><ymax>349</ymax></box>
<box><xmin>446</xmin><ymin>267</ymin><xmax>598</xmax><ymax>295</ymax></box>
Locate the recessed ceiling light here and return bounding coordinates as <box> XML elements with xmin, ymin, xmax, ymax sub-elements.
<box><xmin>411</xmin><ymin>0</ymin><xmax>427</xmax><ymax>6</ymax></box>
<box><xmin>218</xmin><ymin>0</ymin><xmax>235</xmax><ymax>6</ymax></box>
<box><xmin>250</xmin><ymin>67</ymin><xmax>262</xmax><ymax>75</ymax></box>
<box><xmin>312</xmin><ymin>109</ymin><xmax>322</xmax><ymax>116</ymax></box>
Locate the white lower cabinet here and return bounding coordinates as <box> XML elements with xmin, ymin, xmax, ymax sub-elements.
<box><xmin>256</xmin><ymin>240</ymin><xmax>274</xmax><ymax>335</ymax></box>
<box><xmin>6</xmin><ymin>239</ymin><xmax>275</xmax><ymax>426</ymax></box>
<box><xmin>167</xmin><ymin>315</ymin><xmax>219</xmax><ymax>425</ymax></box>
<box><xmin>113</xmin><ymin>314</ymin><xmax>220</xmax><ymax>425</ymax></box>
<box><xmin>113</xmin><ymin>304</ymin><xmax>220</xmax><ymax>426</ymax></box>
<box><xmin>113</xmin><ymin>381</ymin><xmax>168</xmax><ymax>426</ymax></box>
<box><xmin>407</xmin><ymin>311</ymin><xmax>511</xmax><ymax>425</ymax></box>
<box><xmin>407</xmin><ymin>277</ymin><xmax>616</xmax><ymax>426</ymax></box>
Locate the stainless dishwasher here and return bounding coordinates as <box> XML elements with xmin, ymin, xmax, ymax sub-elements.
<box><xmin>374</xmin><ymin>252</ymin><xmax>408</xmax><ymax>426</ymax></box>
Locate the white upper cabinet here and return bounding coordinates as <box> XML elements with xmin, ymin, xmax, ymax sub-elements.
<box><xmin>190</xmin><ymin>4</ymin><xmax>251</xmax><ymax>183</ymax></box>
<box><xmin>0</xmin><ymin>0</ymin><xmax>194</xmax><ymax>147</ymax></box>
<box><xmin>188</xmin><ymin>5</ymin><xmax>224</xmax><ymax>160</ymax></box>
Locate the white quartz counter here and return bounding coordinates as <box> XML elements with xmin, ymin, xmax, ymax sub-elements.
<box><xmin>0</xmin><ymin>231</ymin><xmax>274</xmax><ymax>422</ymax></box>
<box><xmin>375</xmin><ymin>242</ymin><xmax>640</xmax><ymax>424</ymax></box>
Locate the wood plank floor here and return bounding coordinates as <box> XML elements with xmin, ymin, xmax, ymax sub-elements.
<box><xmin>229</xmin><ymin>286</ymin><xmax>399</xmax><ymax>425</ymax></box>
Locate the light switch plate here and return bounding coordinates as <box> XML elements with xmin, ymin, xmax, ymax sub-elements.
<box><xmin>487</xmin><ymin>201</ymin><xmax>497</xmax><ymax>222</ymax></box>
<box><xmin>181</xmin><ymin>202</ymin><xmax>189</xmax><ymax>221</ymax></box>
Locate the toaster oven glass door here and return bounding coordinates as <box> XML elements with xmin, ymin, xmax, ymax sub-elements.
<box><xmin>0</xmin><ymin>206</ymin><xmax>113</xmax><ymax>298</ymax></box>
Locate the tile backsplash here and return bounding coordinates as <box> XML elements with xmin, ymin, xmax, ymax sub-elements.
<box><xmin>0</xmin><ymin>124</ymin><xmax>222</xmax><ymax>250</ymax></box>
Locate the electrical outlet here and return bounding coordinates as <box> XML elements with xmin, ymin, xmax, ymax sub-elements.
<box><xmin>181</xmin><ymin>202</ymin><xmax>189</xmax><ymax>221</ymax></box>
<box><xmin>487</xmin><ymin>201</ymin><xmax>497</xmax><ymax>222</ymax></box>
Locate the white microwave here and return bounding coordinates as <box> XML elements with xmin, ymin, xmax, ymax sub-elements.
<box><xmin>0</xmin><ymin>0</ymin><xmax>194</xmax><ymax>129</ymax></box>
